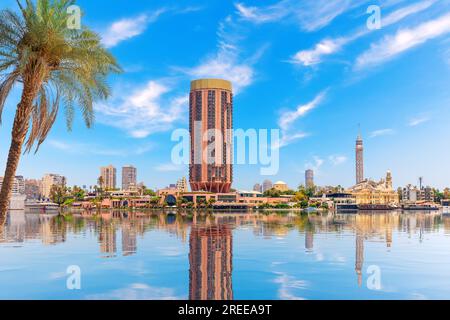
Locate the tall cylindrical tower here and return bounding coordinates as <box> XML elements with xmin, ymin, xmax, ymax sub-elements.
<box><xmin>355</xmin><ymin>133</ymin><xmax>364</xmax><ymax>184</ymax></box>
<box><xmin>189</xmin><ymin>79</ymin><xmax>233</xmax><ymax>193</ymax></box>
<box><xmin>305</xmin><ymin>169</ymin><xmax>314</xmax><ymax>188</ymax></box>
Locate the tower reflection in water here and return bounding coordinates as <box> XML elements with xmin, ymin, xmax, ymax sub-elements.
<box><xmin>1</xmin><ymin>210</ymin><xmax>447</xmax><ymax>298</ymax></box>
<box><xmin>189</xmin><ymin>224</ymin><xmax>233</xmax><ymax>300</ymax></box>
<box><xmin>353</xmin><ymin>213</ymin><xmax>395</xmax><ymax>286</ymax></box>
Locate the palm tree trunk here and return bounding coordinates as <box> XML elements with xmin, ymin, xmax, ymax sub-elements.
<box><xmin>0</xmin><ymin>81</ymin><xmax>40</xmax><ymax>214</ymax></box>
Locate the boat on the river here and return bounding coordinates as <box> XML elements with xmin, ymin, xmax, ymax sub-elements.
<box><xmin>25</xmin><ymin>200</ymin><xmax>60</xmax><ymax>213</ymax></box>
<box><xmin>357</xmin><ymin>204</ymin><xmax>399</xmax><ymax>210</ymax></box>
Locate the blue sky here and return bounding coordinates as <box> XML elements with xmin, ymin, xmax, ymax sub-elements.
<box><xmin>0</xmin><ymin>0</ymin><xmax>449</xmax><ymax>190</ymax></box>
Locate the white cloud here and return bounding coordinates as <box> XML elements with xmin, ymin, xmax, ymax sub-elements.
<box><xmin>48</xmin><ymin>139</ymin><xmax>153</xmax><ymax>156</ymax></box>
<box><xmin>178</xmin><ymin>14</ymin><xmax>265</xmax><ymax>94</ymax></box>
<box><xmin>174</xmin><ymin>6</ymin><xmax>205</xmax><ymax>14</ymax></box>
<box><xmin>305</xmin><ymin>156</ymin><xmax>325</xmax><ymax>173</ymax></box>
<box><xmin>409</xmin><ymin>115</ymin><xmax>430</xmax><ymax>126</ymax></box>
<box><xmin>272</xmin><ymin>132</ymin><xmax>309</xmax><ymax>150</ymax></box>
<box><xmin>235</xmin><ymin>0</ymin><xmax>364</xmax><ymax>32</ymax></box>
<box><xmin>185</xmin><ymin>51</ymin><xmax>254</xmax><ymax>94</ymax></box>
<box><xmin>101</xmin><ymin>10</ymin><xmax>165</xmax><ymax>48</ymax></box>
<box><xmin>382</xmin><ymin>1</ymin><xmax>435</xmax><ymax>26</ymax></box>
<box><xmin>356</xmin><ymin>12</ymin><xmax>450</xmax><ymax>69</ymax></box>
<box><xmin>296</xmin><ymin>0</ymin><xmax>356</xmax><ymax>32</ymax></box>
<box><xmin>291</xmin><ymin>38</ymin><xmax>345</xmax><ymax>66</ymax></box>
<box><xmin>155</xmin><ymin>163</ymin><xmax>186</xmax><ymax>172</ymax></box>
<box><xmin>235</xmin><ymin>2</ymin><xmax>289</xmax><ymax>24</ymax></box>
<box><xmin>273</xmin><ymin>272</ymin><xmax>308</xmax><ymax>300</ymax></box>
<box><xmin>87</xmin><ymin>283</ymin><xmax>184</xmax><ymax>300</ymax></box>
<box><xmin>95</xmin><ymin>80</ymin><xmax>188</xmax><ymax>138</ymax></box>
<box><xmin>156</xmin><ymin>246</ymin><xmax>185</xmax><ymax>256</ymax></box>
<box><xmin>370</xmin><ymin>128</ymin><xmax>395</xmax><ymax>137</ymax></box>
<box><xmin>278</xmin><ymin>92</ymin><xmax>326</xmax><ymax>131</ymax></box>
<box><xmin>329</xmin><ymin>155</ymin><xmax>348</xmax><ymax>165</ymax></box>
<box><xmin>275</xmin><ymin>91</ymin><xmax>327</xmax><ymax>148</ymax></box>
<box><xmin>291</xmin><ymin>1</ymin><xmax>435</xmax><ymax>66</ymax></box>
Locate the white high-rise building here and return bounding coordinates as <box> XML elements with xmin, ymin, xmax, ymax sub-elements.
<box><xmin>0</xmin><ymin>176</ymin><xmax>25</xmax><ymax>195</ymax></box>
<box><xmin>41</xmin><ymin>174</ymin><xmax>66</xmax><ymax>198</ymax></box>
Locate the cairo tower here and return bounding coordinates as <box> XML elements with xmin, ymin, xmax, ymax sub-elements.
<box><xmin>355</xmin><ymin>131</ymin><xmax>364</xmax><ymax>184</ymax></box>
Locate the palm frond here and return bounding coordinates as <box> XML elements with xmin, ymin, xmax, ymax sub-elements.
<box><xmin>0</xmin><ymin>72</ymin><xmax>19</xmax><ymax>123</ymax></box>
<box><xmin>1</xmin><ymin>0</ymin><xmax>121</xmax><ymax>152</ymax></box>
<box><xmin>24</xmin><ymin>85</ymin><xmax>59</xmax><ymax>153</ymax></box>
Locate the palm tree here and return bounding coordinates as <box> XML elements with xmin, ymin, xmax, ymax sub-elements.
<box><xmin>0</xmin><ymin>0</ymin><xmax>121</xmax><ymax>213</ymax></box>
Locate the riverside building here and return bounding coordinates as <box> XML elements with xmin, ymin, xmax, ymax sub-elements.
<box><xmin>189</xmin><ymin>79</ymin><xmax>233</xmax><ymax>193</ymax></box>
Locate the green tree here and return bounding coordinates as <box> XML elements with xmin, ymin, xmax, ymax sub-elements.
<box><xmin>176</xmin><ymin>196</ymin><xmax>188</xmax><ymax>208</ymax></box>
<box><xmin>50</xmin><ymin>184</ymin><xmax>67</xmax><ymax>206</ymax></box>
<box><xmin>97</xmin><ymin>176</ymin><xmax>104</xmax><ymax>191</ymax></box>
<box><xmin>186</xmin><ymin>201</ymin><xmax>194</xmax><ymax>209</ymax></box>
<box><xmin>196</xmin><ymin>198</ymin><xmax>206</xmax><ymax>208</ymax></box>
<box><xmin>206</xmin><ymin>198</ymin><xmax>216</xmax><ymax>208</ymax></box>
<box><xmin>149</xmin><ymin>196</ymin><xmax>160</xmax><ymax>207</ymax></box>
<box><xmin>264</xmin><ymin>188</ymin><xmax>282</xmax><ymax>198</ymax></box>
<box><xmin>71</xmin><ymin>185</ymin><xmax>85</xmax><ymax>200</ymax></box>
<box><xmin>433</xmin><ymin>189</ymin><xmax>444</xmax><ymax>203</ymax></box>
<box><xmin>297</xmin><ymin>185</ymin><xmax>315</xmax><ymax>198</ymax></box>
<box><xmin>300</xmin><ymin>200</ymin><xmax>308</xmax><ymax>208</ymax></box>
<box><xmin>293</xmin><ymin>191</ymin><xmax>307</xmax><ymax>203</ymax></box>
<box><xmin>0</xmin><ymin>0</ymin><xmax>121</xmax><ymax>213</ymax></box>
<box><xmin>143</xmin><ymin>188</ymin><xmax>156</xmax><ymax>196</ymax></box>
<box><xmin>397</xmin><ymin>187</ymin><xmax>403</xmax><ymax>201</ymax></box>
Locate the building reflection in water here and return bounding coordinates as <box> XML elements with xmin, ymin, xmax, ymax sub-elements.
<box><xmin>99</xmin><ymin>221</ymin><xmax>117</xmax><ymax>258</ymax></box>
<box><xmin>121</xmin><ymin>221</ymin><xmax>137</xmax><ymax>256</ymax></box>
<box><xmin>352</xmin><ymin>212</ymin><xmax>396</xmax><ymax>286</ymax></box>
<box><xmin>355</xmin><ymin>229</ymin><xmax>364</xmax><ymax>287</ymax></box>
<box><xmin>1</xmin><ymin>209</ymin><xmax>448</xmax><ymax>292</ymax></box>
<box><xmin>0</xmin><ymin>212</ymin><xmax>66</xmax><ymax>245</ymax></box>
<box><xmin>189</xmin><ymin>223</ymin><xmax>233</xmax><ymax>300</ymax></box>
<box><xmin>305</xmin><ymin>229</ymin><xmax>314</xmax><ymax>251</ymax></box>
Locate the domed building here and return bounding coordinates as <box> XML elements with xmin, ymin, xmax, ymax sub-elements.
<box><xmin>273</xmin><ymin>181</ymin><xmax>289</xmax><ymax>192</ymax></box>
<box><xmin>347</xmin><ymin>171</ymin><xmax>399</xmax><ymax>207</ymax></box>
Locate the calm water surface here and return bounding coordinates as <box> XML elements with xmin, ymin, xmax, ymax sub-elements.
<box><xmin>1</xmin><ymin>210</ymin><xmax>450</xmax><ymax>300</ymax></box>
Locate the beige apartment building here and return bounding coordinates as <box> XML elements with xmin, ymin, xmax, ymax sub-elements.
<box><xmin>176</xmin><ymin>177</ymin><xmax>188</xmax><ymax>192</ymax></box>
<box><xmin>100</xmin><ymin>165</ymin><xmax>117</xmax><ymax>190</ymax></box>
<box><xmin>41</xmin><ymin>174</ymin><xmax>66</xmax><ymax>198</ymax></box>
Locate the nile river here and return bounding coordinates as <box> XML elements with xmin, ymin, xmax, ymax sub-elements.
<box><xmin>1</xmin><ymin>210</ymin><xmax>450</xmax><ymax>299</ymax></box>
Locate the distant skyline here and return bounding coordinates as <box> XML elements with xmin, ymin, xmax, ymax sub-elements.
<box><xmin>0</xmin><ymin>0</ymin><xmax>449</xmax><ymax>190</ymax></box>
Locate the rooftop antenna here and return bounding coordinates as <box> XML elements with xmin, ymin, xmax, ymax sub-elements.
<box><xmin>357</xmin><ymin>123</ymin><xmax>362</xmax><ymax>140</ymax></box>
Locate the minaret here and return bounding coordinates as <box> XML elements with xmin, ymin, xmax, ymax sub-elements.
<box><xmin>355</xmin><ymin>127</ymin><xmax>364</xmax><ymax>184</ymax></box>
<box><xmin>386</xmin><ymin>170</ymin><xmax>392</xmax><ymax>189</ymax></box>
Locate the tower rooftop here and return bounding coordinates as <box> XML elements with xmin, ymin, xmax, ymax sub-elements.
<box><xmin>190</xmin><ymin>79</ymin><xmax>232</xmax><ymax>91</ymax></box>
